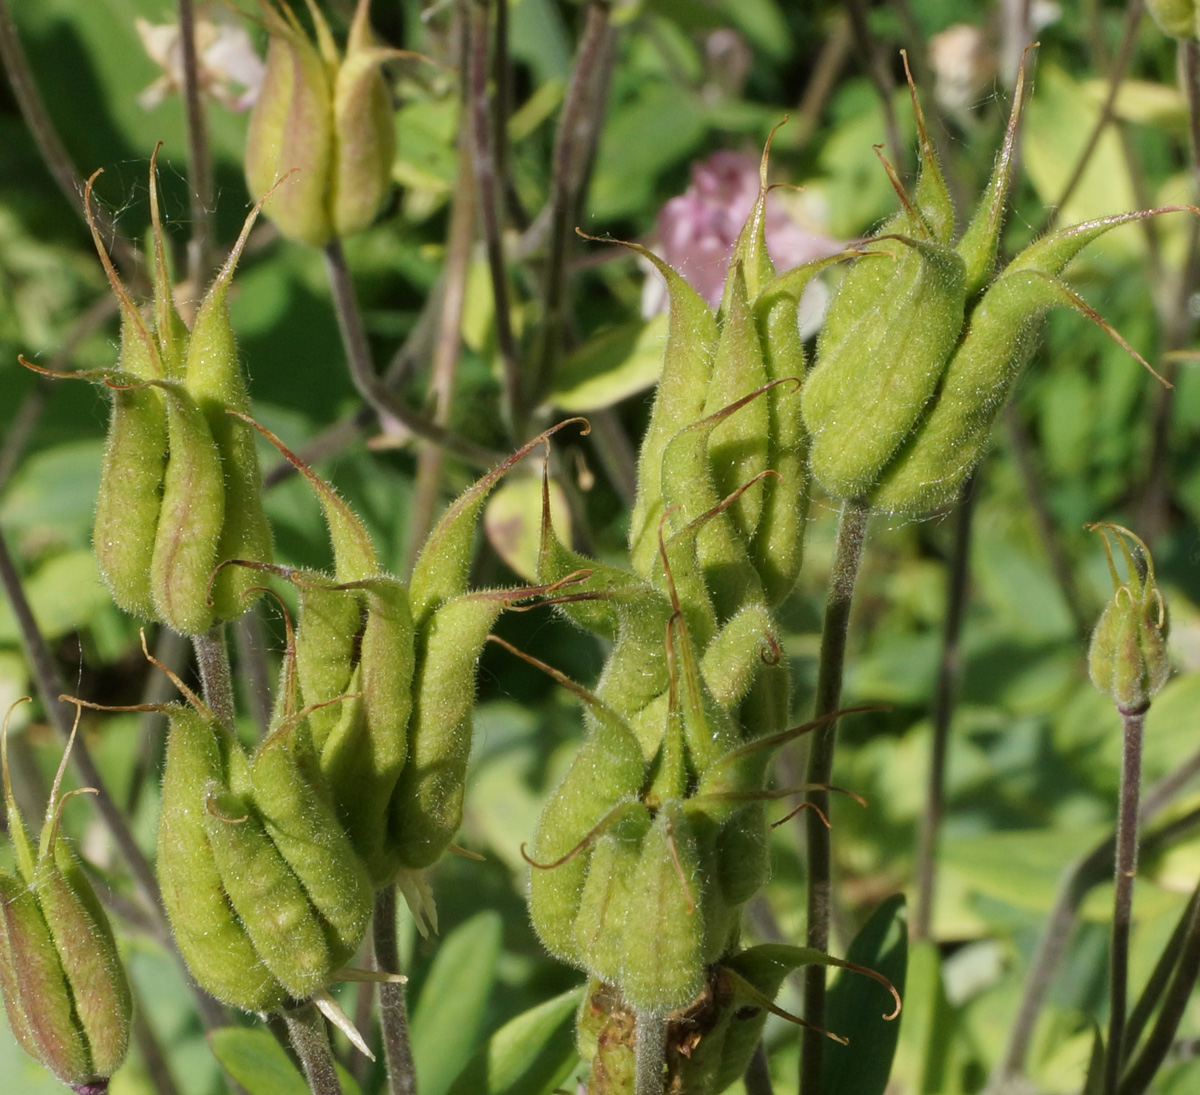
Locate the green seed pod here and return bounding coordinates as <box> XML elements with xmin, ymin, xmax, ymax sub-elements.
<box><xmin>148</xmin><ymin>147</ymin><xmax>190</xmax><ymax>379</ymax></box>
<box><xmin>149</xmin><ymin>381</ymin><xmax>226</xmax><ymax>635</ymax></box>
<box><xmin>185</xmin><ymin>211</ymin><xmax>274</xmax><ymax>623</ymax></box>
<box><xmin>801</xmin><ymin>233</ymin><xmax>967</xmax><ymax>501</ymax></box>
<box><xmin>81</xmin><ymin>170</ymin><xmax>169</xmax><ymax>622</ymax></box>
<box><xmin>249</xmin><ymin>715</ymin><xmax>372</xmax><ymax>966</ymax></box>
<box><xmin>617</xmin><ymin>803</ymin><xmax>704</xmax><ymax>1013</ymax></box>
<box><xmin>295</xmin><ymin>581</ymin><xmax>363</xmax><ymax>749</ymax></box>
<box><xmin>245</xmin><ymin>0</ymin><xmax>335</xmax><ymax>247</ymax></box>
<box><xmin>389</xmin><ymin>590</ymin><xmax>508</xmax><ymax>869</ymax></box>
<box><xmin>526</xmin><ymin>713</ymin><xmax>646</xmax><ymax>964</ymax></box>
<box><xmin>867</xmin><ymin>210</ymin><xmax>1182</xmax><ymax>514</ymax></box>
<box><xmin>157</xmin><ymin>705</ymin><xmax>287</xmax><ymax>1013</ymax></box>
<box><xmin>1087</xmin><ymin>524</ymin><xmax>1170</xmax><ymax>714</ymax></box>
<box><xmin>329</xmin><ymin>0</ymin><xmax>397</xmax><ymax>238</ymax></box>
<box><xmin>320</xmin><ymin>577</ymin><xmax>415</xmax><ymax>883</ymax></box>
<box><xmin>617</xmin><ymin>243</ymin><xmax>718</xmax><ymax>578</ymax></box>
<box><xmin>573</xmin><ymin>805</ymin><xmax>653</xmax><ymax>986</ymax></box>
<box><xmin>702</xmin><ymin>265</ymin><xmax>769</xmax><ymax>543</ymax></box>
<box><xmin>202</xmin><ymin>780</ymin><xmax>336</xmax><ymax>1001</ymax></box>
<box><xmin>410</xmin><ymin>421</ymin><xmax>584</xmax><ymax>627</ymax></box>
<box><xmin>1146</xmin><ymin>0</ymin><xmax>1200</xmax><ymax>39</ymax></box>
<box><xmin>0</xmin><ymin>702</ymin><xmax>132</xmax><ymax>1089</ymax></box>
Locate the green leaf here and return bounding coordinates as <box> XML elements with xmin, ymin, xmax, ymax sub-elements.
<box><xmin>1082</xmin><ymin>1024</ymin><xmax>1105</xmax><ymax>1095</ymax></box>
<box><xmin>208</xmin><ymin>1027</ymin><xmax>361</xmax><ymax>1095</ymax></box>
<box><xmin>548</xmin><ymin>314</ymin><xmax>669</xmax><ymax>412</ymax></box>
<box><xmin>411</xmin><ymin>911</ymin><xmax>504</xmax><ymax>1095</ymax></box>
<box><xmin>0</xmin><ymin>549</ymin><xmax>111</xmax><ymax>644</ymax></box>
<box><xmin>892</xmin><ymin>939</ymin><xmax>961</xmax><ymax>1095</ymax></box>
<box><xmin>446</xmin><ymin>987</ymin><xmax>583</xmax><ymax>1095</ymax></box>
<box><xmin>820</xmin><ymin>894</ymin><xmax>907</xmax><ymax>1095</ymax></box>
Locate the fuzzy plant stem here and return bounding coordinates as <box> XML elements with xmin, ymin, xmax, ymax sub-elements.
<box><xmin>800</xmin><ymin>497</ymin><xmax>869</xmax><ymax>1095</ymax></box>
<box><xmin>176</xmin><ymin>0</ymin><xmax>213</xmax><ymax>285</ymax></box>
<box><xmin>634</xmin><ymin>1009</ymin><xmax>666</xmax><ymax>1095</ymax></box>
<box><xmin>374</xmin><ymin>886</ymin><xmax>418</xmax><ymax>1095</ymax></box>
<box><xmin>1119</xmin><ymin>880</ymin><xmax>1200</xmax><ymax>1095</ymax></box>
<box><xmin>1105</xmin><ymin>708</ymin><xmax>1147</xmax><ymax>1095</ymax></box>
<box><xmin>913</xmin><ymin>476</ymin><xmax>976</xmax><ymax>941</ymax></box>
<box><xmin>284</xmin><ymin>1002</ymin><xmax>344</xmax><ymax>1095</ymax></box>
<box><xmin>192</xmin><ymin>624</ymin><xmax>236</xmax><ymax>728</ymax></box>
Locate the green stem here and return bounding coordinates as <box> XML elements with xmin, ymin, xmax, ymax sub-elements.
<box><xmin>374</xmin><ymin>886</ymin><xmax>418</xmax><ymax>1095</ymax></box>
<box><xmin>283</xmin><ymin>1002</ymin><xmax>344</xmax><ymax>1095</ymax></box>
<box><xmin>744</xmin><ymin>1041</ymin><xmax>775</xmax><ymax>1095</ymax></box>
<box><xmin>1119</xmin><ymin>879</ymin><xmax>1200</xmax><ymax>1095</ymax></box>
<box><xmin>192</xmin><ymin>624</ymin><xmax>235</xmax><ymax>728</ymax></box>
<box><xmin>634</xmin><ymin>1009</ymin><xmax>666</xmax><ymax>1095</ymax></box>
<box><xmin>800</xmin><ymin>497</ymin><xmax>869</xmax><ymax>1095</ymax></box>
<box><xmin>912</xmin><ymin>475</ymin><xmax>976</xmax><ymax>941</ymax></box>
<box><xmin>322</xmin><ymin>239</ymin><xmax>500</xmax><ymax>467</ymax></box>
<box><xmin>1105</xmin><ymin>708</ymin><xmax>1146</xmax><ymax>1095</ymax></box>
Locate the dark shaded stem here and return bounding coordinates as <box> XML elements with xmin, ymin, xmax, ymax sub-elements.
<box><xmin>1042</xmin><ymin>0</ymin><xmax>1144</xmax><ymax>235</ymax></box>
<box><xmin>177</xmin><ymin>0</ymin><xmax>213</xmax><ymax>286</ymax></box>
<box><xmin>1003</xmin><ymin>405</ymin><xmax>1091</xmax><ymax>643</ymax></box>
<box><xmin>322</xmin><ymin>239</ymin><xmax>501</xmax><ymax>468</ymax></box>
<box><xmin>800</xmin><ymin>498</ymin><xmax>869</xmax><ymax>1095</ymax></box>
<box><xmin>745</xmin><ymin>1041</ymin><xmax>775</xmax><ymax>1095</ymax></box>
<box><xmin>793</xmin><ymin>12</ymin><xmax>852</xmax><ymax>149</ymax></box>
<box><xmin>1139</xmin><ymin>39</ymin><xmax>1200</xmax><ymax>543</ymax></box>
<box><xmin>843</xmin><ymin>0</ymin><xmax>905</xmax><ymax>170</ymax></box>
<box><xmin>986</xmin><ymin>748</ymin><xmax>1200</xmax><ymax>1091</ymax></box>
<box><xmin>1119</xmin><ymin>880</ymin><xmax>1200</xmax><ymax>1095</ymax></box>
<box><xmin>1123</xmin><ymin>884</ymin><xmax>1200</xmax><ymax>1063</ymax></box>
<box><xmin>130</xmin><ymin>982</ymin><xmax>183</xmax><ymax>1095</ymax></box>
<box><xmin>913</xmin><ymin>475</ymin><xmax>976</xmax><ymax>942</ymax></box>
<box><xmin>0</xmin><ymin>524</ymin><xmax>164</xmax><ymax>922</ymax></box>
<box><xmin>531</xmin><ymin>0</ymin><xmax>616</xmax><ymax>403</ymax></box>
<box><xmin>1105</xmin><ymin>709</ymin><xmax>1146</xmax><ymax>1095</ymax></box>
<box><xmin>374</xmin><ymin>886</ymin><xmax>417</xmax><ymax>1095</ymax></box>
<box><xmin>233</xmin><ymin>606</ymin><xmax>273</xmax><ymax>738</ymax></box>
<box><xmin>405</xmin><ymin>117</ymin><xmax>477</xmax><ymax>574</ymax></box>
<box><xmin>467</xmin><ymin>0</ymin><xmax>523</xmax><ymax>436</ymax></box>
<box><xmin>634</xmin><ymin>1009</ymin><xmax>666</xmax><ymax>1095</ymax></box>
<box><xmin>0</xmin><ymin>0</ymin><xmax>136</xmax><ymax>270</ymax></box>
<box><xmin>587</xmin><ymin>409</ymin><xmax>638</xmax><ymax>506</ymax></box>
<box><xmin>192</xmin><ymin>624</ymin><xmax>235</xmax><ymax>728</ymax></box>
<box><xmin>283</xmin><ymin>1003</ymin><xmax>343</xmax><ymax>1095</ymax></box>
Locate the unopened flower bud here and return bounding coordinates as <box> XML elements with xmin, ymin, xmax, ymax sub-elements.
<box><xmin>1087</xmin><ymin>524</ymin><xmax>1170</xmax><ymax>715</ymax></box>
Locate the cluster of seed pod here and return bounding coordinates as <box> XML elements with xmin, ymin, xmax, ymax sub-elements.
<box><xmin>801</xmin><ymin>52</ymin><xmax>1190</xmax><ymax>515</ymax></box>
<box><xmin>23</xmin><ymin>151</ymin><xmax>273</xmax><ymax>636</ymax></box>
<box><xmin>0</xmin><ymin>700</ymin><xmax>131</xmax><ymax>1093</ymax></box>
<box><xmin>517</xmin><ymin>141</ymin><xmax>894</xmax><ymax>1091</ymax></box>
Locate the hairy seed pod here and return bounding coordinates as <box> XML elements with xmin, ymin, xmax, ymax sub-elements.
<box><xmin>185</xmin><ymin>211</ymin><xmax>274</xmax><ymax>622</ymax></box>
<box><xmin>249</xmin><ymin>717</ymin><xmax>372</xmax><ymax>965</ymax></box>
<box><xmin>202</xmin><ymin>782</ymin><xmax>333</xmax><ymax>1001</ymax></box>
<box><xmin>527</xmin><ymin>715</ymin><xmax>646</xmax><ymax>963</ymax></box>
<box><xmin>390</xmin><ymin>590</ymin><xmax>506</xmax><ymax>869</ymax></box>
<box><xmin>295</xmin><ymin>580</ymin><xmax>363</xmax><ymax>749</ymax></box>
<box><xmin>149</xmin><ymin>382</ymin><xmax>226</xmax><ymax>635</ymax></box>
<box><xmin>158</xmin><ymin>706</ymin><xmax>286</xmax><ymax>1012</ymax></box>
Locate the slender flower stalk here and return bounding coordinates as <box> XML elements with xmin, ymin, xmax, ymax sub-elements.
<box><xmin>800</xmin><ymin>497</ymin><xmax>869</xmax><ymax>1094</ymax></box>
<box><xmin>283</xmin><ymin>1002</ymin><xmax>344</xmax><ymax>1095</ymax></box>
<box><xmin>634</xmin><ymin>1009</ymin><xmax>666</xmax><ymax>1095</ymax></box>
<box><xmin>177</xmin><ymin>0</ymin><xmax>213</xmax><ymax>286</ymax></box>
<box><xmin>374</xmin><ymin>885</ymin><xmax>418</xmax><ymax>1095</ymax></box>
<box><xmin>192</xmin><ymin>625</ymin><xmax>235</xmax><ymax>728</ymax></box>
<box><xmin>912</xmin><ymin>474</ymin><xmax>976</xmax><ymax>942</ymax></box>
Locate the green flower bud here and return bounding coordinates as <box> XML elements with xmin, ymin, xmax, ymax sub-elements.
<box><xmin>1087</xmin><ymin>524</ymin><xmax>1170</xmax><ymax>715</ymax></box>
<box><xmin>1146</xmin><ymin>0</ymin><xmax>1200</xmax><ymax>39</ymax></box>
<box><xmin>245</xmin><ymin>0</ymin><xmax>402</xmax><ymax>245</ymax></box>
<box><xmin>0</xmin><ymin>701</ymin><xmax>131</xmax><ymax>1091</ymax></box>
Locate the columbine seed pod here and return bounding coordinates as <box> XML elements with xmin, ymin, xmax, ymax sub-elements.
<box><xmin>184</xmin><ymin>210</ymin><xmax>274</xmax><ymax>622</ymax></box>
<box><xmin>1146</xmin><ymin>0</ymin><xmax>1200</xmax><ymax>38</ymax></box>
<box><xmin>157</xmin><ymin>704</ymin><xmax>288</xmax><ymax>1013</ymax></box>
<box><xmin>0</xmin><ymin>700</ymin><xmax>132</xmax><ymax>1091</ymax></box>
<box><xmin>1087</xmin><ymin>523</ymin><xmax>1170</xmax><ymax>715</ymax></box>
<box><xmin>245</xmin><ymin>0</ymin><xmax>405</xmax><ymax>245</ymax></box>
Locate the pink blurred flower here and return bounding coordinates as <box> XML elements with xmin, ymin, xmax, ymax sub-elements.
<box><xmin>652</xmin><ymin>150</ymin><xmax>842</xmax><ymax>309</ymax></box>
